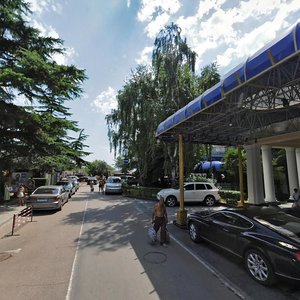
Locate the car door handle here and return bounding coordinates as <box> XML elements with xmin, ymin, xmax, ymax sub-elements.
<box><xmin>222</xmin><ymin>228</ymin><xmax>229</xmax><ymax>232</ymax></box>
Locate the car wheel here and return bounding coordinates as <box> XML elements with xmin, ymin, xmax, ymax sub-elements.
<box><xmin>244</xmin><ymin>249</ymin><xmax>276</xmax><ymax>286</ymax></box>
<box><xmin>58</xmin><ymin>201</ymin><xmax>62</xmax><ymax>211</ymax></box>
<box><xmin>166</xmin><ymin>196</ymin><xmax>177</xmax><ymax>207</ymax></box>
<box><xmin>189</xmin><ymin>222</ymin><xmax>202</xmax><ymax>243</ymax></box>
<box><xmin>204</xmin><ymin>195</ymin><xmax>215</xmax><ymax>207</ymax></box>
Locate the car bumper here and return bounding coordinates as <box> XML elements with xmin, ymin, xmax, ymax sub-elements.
<box><xmin>105</xmin><ymin>188</ymin><xmax>122</xmax><ymax>194</ymax></box>
<box><xmin>26</xmin><ymin>201</ymin><xmax>61</xmax><ymax>210</ymax></box>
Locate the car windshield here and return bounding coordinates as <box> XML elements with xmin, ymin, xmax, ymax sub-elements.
<box><xmin>33</xmin><ymin>188</ymin><xmax>58</xmax><ymax>195</ymax></box>
<box><xmin>107</xmin><ymin>178</ymin><xmax>121</xmax><ymax>183</ymax></box>
<box><xmin>56</xmin><ymin>182</ymin><xmax>69</xmax><ymax>186</ymax></box>
<box><xmin>255</xmin><ymin>212</ymin><xmax>300</xmax><ymax>243</ymax></box>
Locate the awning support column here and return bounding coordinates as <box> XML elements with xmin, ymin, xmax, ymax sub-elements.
<box><xmin>286</xmin><ymin>147</ymin><xmax>298</xmax><ymax>199</ymax></box>
<box><xmin>176</xmin><ymin>134</ymin><xmax>187</xmax><ymax>227</ymax></box>
<box><xmin>261</xmin><ymin>145</ymin><xmax>276</xmax><ymax>203</ymax></box>
<box><xmin>245</xmin><ymin>144</ymin><xmax>264</xmax><ymax>204</ymax></box>
<box><xmin>237</xmin><ymin>145</ymin><xmax>244</xmax><ymax>206</ymax></box>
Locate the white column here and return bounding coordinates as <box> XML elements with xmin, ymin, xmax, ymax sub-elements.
<box><xmin>285</xmin><ymin>147</ymin><xmax>299</xmax><ymax>199</ymax></box>
<box><xmin>245</xmin><ymin>144</ymin><xmax>264</xmax><ymax>204</ymax></box>
<box><xmin>261</xmin><ymin>145</ymin><xmax>276</xmax><ymax>202</ymax></box>
<box><xmin>296</xmin><ymin>148</ymin><xmax>300</xmax><ymax>187</ymax></box>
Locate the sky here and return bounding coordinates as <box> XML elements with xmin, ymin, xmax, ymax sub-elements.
<box><xmin>26</xmin><ymin>0</ymin><xmax>300</xmax><ymax>166</ymax></box>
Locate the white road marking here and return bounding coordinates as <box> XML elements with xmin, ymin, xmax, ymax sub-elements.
<box><xmin>65</xmin><ymin>200</ymin><xmax>88</xmax><ymax>300</ymax></box>
<box><xmin>0</xmin><ymin>248</ymin><xmax>22</xmax><ymax>254</ymax></box>
<box><xmin>170</xmin><ymin>234</ymin><xmax>248</xmax><ymax>300</ymax></box>
<box><xmin>133</xmin><ymin>201</ymin><xmax>248</xmax><ymax>299</ymax></box>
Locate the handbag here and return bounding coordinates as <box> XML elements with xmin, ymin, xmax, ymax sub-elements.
<box><xmin>148</xmin><ymin>227</ymin><xmax>157</xmax><ymax>243</ymax></box>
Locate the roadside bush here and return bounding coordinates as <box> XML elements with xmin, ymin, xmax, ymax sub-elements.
<box><xmin>123</xmin><ymin>186</ymin><xmax>160</xmax><ymax>200</ymax></box>
<box><xmin>186</xmin><ymin>175</ymin><xmax>213</xmax><ymax>183</ymax></box>
<box><xmin>219</xmin><ymin>189</ymin><xmax>245</xmax><ymax>207</ymax></box>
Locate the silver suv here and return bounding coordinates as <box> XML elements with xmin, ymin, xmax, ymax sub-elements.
<box><xmin>157</xmin><ymin>182</ymin><xmax>220</xmax><ymax>207</ymax></box>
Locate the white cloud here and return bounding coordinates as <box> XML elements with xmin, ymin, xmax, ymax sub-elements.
<box><xmin>174</xmin><ymin>0</ymin><xmax>300</xmax><ymax>73</ymax></box>
<box><xmin>215</xmin><ymin>0</ymin><xmax>300</xmax><ymax>69</ymax></box>
<box><xmin>135</xmin><ymin>46</ymin><xmax>153</xmax><ymax>65</ymax></box>
<box><xmin>28</xmin><ymin>0</ymin><xmax>63</xmax><ymax>15</ymax></box>
<box><xmin>127</xmin><ymin>0</ymin><xmax>131</xmax><ymax>8</ymax></box>
<box><xmin>31</xmin><ymin>20</ymin><xmax>59</xmax><ymax>38</ymax></box>
<box><xmin>53</xmin><ymin>47</ymin><xmax>76</xmax><ymax>65</ymax></box>
<box><xmin>138</xmin><ymin>0</ymin><xmax>181</xmax><ymax>22</ymax></box>
<box><xmin>137</xmin><ymin>0</ymin><xmax>181</xmax><ymax>38</ymax></box>
<box><xmin>30</xmin><ymin>20</ymin><xmax>76</xmax><ymax>65</ymax></box>
<box><xmin>13</xmin><ymin>94</ymin><xmax>30</xmax><ymax>107</ymax></box>
<box><xmin>145</xmin><ymin>12</ymin><xmax>171</xmax><ymax>38</ymax></box>
<box><xmin>92</xmin><ymin>87</ymin><xmax>118</xmax><ymax>115</ymax></box>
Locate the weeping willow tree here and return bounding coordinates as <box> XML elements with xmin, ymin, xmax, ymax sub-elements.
<box><xmin>106</xmin><ymin>23</ymin><xmax>220</xmax><ymax>186</ymax></box>
<box><xmin>106</xmin><ymin>66</ymin><xmax>161</xmax><ymax>185</ymax></box>
<box><xmin>153</xmin><ymin>24</ymin><xmax>221</xmax><ymax>181</ymax></box>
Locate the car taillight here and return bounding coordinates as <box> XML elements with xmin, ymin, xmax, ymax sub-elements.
<box><xmin>295</xmin><ymin>251</ymin><xmax>300</xmax><ymax>261</ymax></box>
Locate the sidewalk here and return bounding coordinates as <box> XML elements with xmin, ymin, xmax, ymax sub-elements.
<box><xmin>0</xmin><ymin>199</ymin><xmax>24</xmax><ymax>236</ymax></box>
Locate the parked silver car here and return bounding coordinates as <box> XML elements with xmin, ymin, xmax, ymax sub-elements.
<box><xmin>26</xmin><ymin>185</ymin><xmax>69</xmax><ymax>210</ymax></box>
<box><xmin>105</xmin><ymin>176</ymin><xmax>122</xmax><ymax>194</ymax></box>
<box><xmin>56</xmin><ymin>181</ymin><xmax>75</xmax><ymax>198</ymax></box>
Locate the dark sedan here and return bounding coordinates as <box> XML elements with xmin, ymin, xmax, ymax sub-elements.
<box><xmin>188</xmin><ymin>205</ymin><xmax>300</xmax><ymax>286</ymax></box>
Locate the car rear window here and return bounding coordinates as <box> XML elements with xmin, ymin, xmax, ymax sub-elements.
<box><xmin>33</xmin><ymin>188</ymin><xmax>58</xmax><ymax>194</ymax></box>
<box><xmin>205</xmin><ymin>184</ymin><xmax>213</xmax><ymax>190</ymax></box>
<box><xmin>255</xmin><ymin>212</ymin><xmax>300</xmax><ymax>242</ymax></box>
<box><xmin>212</xmin><ymin>212</ymin><xmax>252</xmax><ymax>228</ymax></box>
<box><xmin>107</xmin><ymin>177</ymin><xmax>121</xmax><ymax>183</ymax></box>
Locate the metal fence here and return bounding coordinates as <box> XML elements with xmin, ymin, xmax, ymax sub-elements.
<box><xmin>11</xmin><ymin>206</ymin><xmax>33</xmax><ymax>235</ymax></box>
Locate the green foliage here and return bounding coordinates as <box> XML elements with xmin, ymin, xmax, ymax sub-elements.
<box><xmin>106</xmin><ymin>22</ymin><xmax>221</xmax><ymax>186</ymax></box>
<box><xmin>222</xmin><ymin>148</ymin><xmax>246</xmax><ymax>174</ymax></box>
<box><xmin>219</xmin><ymin>189</ymin><xmax>241</xmax><ymax>202</ymax></box>
<box><xmin>123</xmin><ymin>186</ymin><xmax>161</xmax><ymax>200</ymax></box>
<box><xmin>85</xmin><ymin>160</ymin><xmax>113</xmax><ymax>177</ymax></box>
<box><xmin>185</xmin><ymin>175</ymin><xmax>213</xmax><ymax>182</ymax></box>
<box><xmin>0</xmin><ymin>0</ymin><xmax>88</xmax><ymax>176</ymax></box>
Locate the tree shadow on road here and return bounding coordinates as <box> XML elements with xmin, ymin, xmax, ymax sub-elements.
<box><xmin>62</xmin><ymin>198</ymin><xmax>149</xmax><ymax>253</ymax></box>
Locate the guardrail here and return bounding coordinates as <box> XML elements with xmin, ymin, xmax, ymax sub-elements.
<box><xmin>11</xmin><ymin>206</ymin><xmax>33</xmax><ymax>235</ymax></box>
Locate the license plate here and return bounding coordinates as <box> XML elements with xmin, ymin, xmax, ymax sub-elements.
<box><xmin>37</xmin><ymin>199</ymin><xmax>48</xmax><ymax>202</ymax></box>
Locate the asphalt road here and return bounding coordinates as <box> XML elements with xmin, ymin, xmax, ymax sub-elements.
<box><xmin>0</xmin><ymin>184</ymin><xmax>299</xmax><ymax>300</ymax></box>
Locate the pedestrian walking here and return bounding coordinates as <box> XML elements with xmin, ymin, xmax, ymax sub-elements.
<box><xmin>98</xmin><ymin>176</ymin><xmax>105</xmax><ymax>193</ymax></box>
<box><xmin>16</xmin><ymin>184</ymin><xmax>25</xmax><ymax>206</ymax></box>
<box><xmin>4</xmin><ymin>182</ymin><xmax>11</xmax><ymax>201</ymax></box>
<box><xmin>152</xmin><ymin>195</ymin><xmax>168</xmax><ymax>246</ymax></box>
<box><xmin>90</xmin><ymin>181</ymin><xmax>94</xmax><ymax>192</ymax></box>
<box><xmin>292</xmin><ymin>188</ymin><xmax>300</xmax><ymax>208</ymax></box>
<box><xmin>27</xmin><ymin>177</ymin><xmax>35</xmax><ymax>195</ymax></box>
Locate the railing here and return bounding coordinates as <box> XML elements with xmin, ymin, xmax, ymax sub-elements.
<box><xmin>11</xmin><ymin>206</ymin><xmax>33</xmax><ymax>235</ymax></box>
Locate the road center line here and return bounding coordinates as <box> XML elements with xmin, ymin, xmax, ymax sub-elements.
<box><xmin>65</xmin><ymin>199</ymin><xmax>89</xmax><ymax>300</ymax></box>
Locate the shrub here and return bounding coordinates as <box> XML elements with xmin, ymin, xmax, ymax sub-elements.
<box><xmin>123</xmin><ymin>186</ymin><xmax>161</xmax><ymax>200</ymax></box>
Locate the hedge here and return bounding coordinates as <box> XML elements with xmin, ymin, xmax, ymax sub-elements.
<box><xmin>123</xmin><ymin>186</ymin><xmax>160</xmax><ymax>200</ymax></box>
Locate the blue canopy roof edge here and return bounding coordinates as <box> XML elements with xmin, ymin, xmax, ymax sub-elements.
<box><xmin>156</xmin><ymin>21</ymin><xmax>300</xmax><ymax>137</ymax></box>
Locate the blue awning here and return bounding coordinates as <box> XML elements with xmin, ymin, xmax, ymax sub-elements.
<box><xmin>194</xmin><ymin>161</ymin><xmax>224</xmax><ymax>172</ymax></box>
<box><xmin>156</xmin><ymin>21</ymin><xmax>300</xmax><ymax>144</ymax></box>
